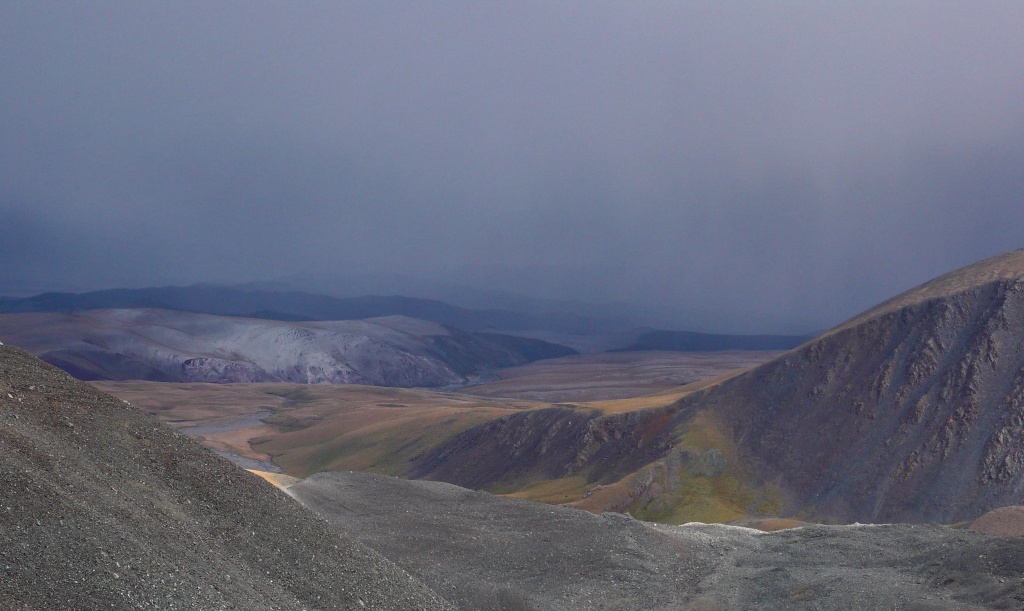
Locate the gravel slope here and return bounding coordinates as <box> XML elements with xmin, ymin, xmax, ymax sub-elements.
<box><xmin>0</xmin><ymin>344</ymin><xmax>453</xmax><ymax>610</ymax></box>
<box><xmin>291</xmin><ymin>471</ymin><xmax>1024</xmax><ymax>610</ymax></box>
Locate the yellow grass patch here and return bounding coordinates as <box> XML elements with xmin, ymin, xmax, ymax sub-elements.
<box><xmin>739</xmin><ymin>517</ymin><xmax>807</xmax><ymax>532</ymax></box>
<box><xmin>247</xmin><ymin>469</ymin><xmax>300</xmax><ymax>490</ymax></box>
<box><xmin>581</xmin><ymin>368</ymin><xmax>754</xmax><ymax>414</ymax></box>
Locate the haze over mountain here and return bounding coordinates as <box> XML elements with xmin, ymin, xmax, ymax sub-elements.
<box><xmin>609</xmin><ymin>329</ymin><xmax>809</xmax><ymax>353</ymax></box>
<box><xmin>0</xmin><ymin>284</ymin><xmax>811</xmax><ymax>357</ymax></box>
<box><xmin>3</xmin><ymin>4</ymin><xmax>1022</xmax><ymax>335</ymax></box>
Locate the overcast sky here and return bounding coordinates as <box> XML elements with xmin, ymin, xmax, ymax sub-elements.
<box><xmin>2</xmin><ymin>2</ymin><xmax>1022</xmax><ymax>333</ymax></box>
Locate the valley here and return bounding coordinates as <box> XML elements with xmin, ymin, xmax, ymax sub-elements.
<box><xmin>93</xmin><ymin>349</ymin><xmax>779</xmax><ymax>515</ymax></box>
<box><xmin>7</xmin><ymin>5</ymin><xmax>1021</xmax><ymax>607</ymax></box>
<box><xmin>7</xmin><ymin>249</ymin><xmax>1024</xmax><ymax>608</ymax></box>
<box><xmin>5</xmin><ymin>343</ymin><xmax>1023</xmax><ymax>609</ymax></box>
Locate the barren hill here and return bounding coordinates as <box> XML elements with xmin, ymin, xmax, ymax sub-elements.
<box><xmin>678</xmin><ymin>248</ymin><xmax>1024</xmax><ymax>522</ymax></box>
<box><xmin>0</xmin><ymin>344</ymin><xmax>452</xmax><ymax>609</ymax></box>
<box><xmin>0</xmin><ymin>309</ymin><xmax>573</xmax><ymax>386</ymax></box>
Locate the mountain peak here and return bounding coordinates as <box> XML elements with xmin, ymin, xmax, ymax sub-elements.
<box><xmin>835</xmin><ymin>248</ymin><xmax>1024</xmax><ymax>334</ymax></box>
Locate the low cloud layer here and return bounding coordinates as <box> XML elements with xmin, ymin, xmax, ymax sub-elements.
<box><xmin>2</xmin><ymin>3</ymin><xmax>1022</xmax><ymax>333</ymax></box>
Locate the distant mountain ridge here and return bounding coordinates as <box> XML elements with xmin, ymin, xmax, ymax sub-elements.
<box><xmin>0</xmin><ymin>285</ymin><xmax>619</xmax><ymax>335</ymax></box>
<box><xmin>609</xmin><ymin>329</ymin><xmax>809</xmax><ymax>352</ymax></box>
<box><xmin>0</xmin><ymin>309</ymin><xmax>575</xmax><ymax>386</ymax></box>
<box><xmin>0</xmin><ymin>284</ymin><xmax>813</xmax><ymax>352</ymax></box>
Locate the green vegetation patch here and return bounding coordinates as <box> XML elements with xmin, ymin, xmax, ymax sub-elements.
<box><xmin>504</xmin><ymin>476</ymin><xmax>592</xmax><ymax>504</ymax></box>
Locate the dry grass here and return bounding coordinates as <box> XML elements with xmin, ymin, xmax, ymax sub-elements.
<box><xmin>464</xmin><ymin>351</ymin><xmax>783</xmax><ymax>404</ymax></box>
<box><xmin>564</xmin><ymin>407</ymin><xmax>789</xmax><ymax>524</ymax></box>
<box><xmin>96</xmin><ymin>381</ymin><xmax>542</xmax><ymax>478</ymax></box>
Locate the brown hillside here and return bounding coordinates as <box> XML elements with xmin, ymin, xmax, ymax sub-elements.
<box><xmin>0</xmin><ymin>344</ymin><xmax>452</xmax><ymax>610</ymax></box>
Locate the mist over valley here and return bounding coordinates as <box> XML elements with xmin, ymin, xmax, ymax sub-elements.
<box><xmin>3</xmin><ymin>2</ymin><xmax>1024</xmax><ymax>608</ymax></box>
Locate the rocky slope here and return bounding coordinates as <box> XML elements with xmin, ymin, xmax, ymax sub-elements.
<box><xmin>678</xmin><ymin>248</ymin><xmax>1024</xmax><ymax>523</ymax></box>
<box><xmin>407</xmin><ymin>405</ymin><xmax>676</xmax><ymax>493</ymax></box>
<box><xmin>0</xmin><ymin>344</ymin><xmax>452</xmax><ymax>610</ymax></box>
<box><xmin>0</xmin><ymin>309</ymin><xmax>573</xmax><ymax>386</ymax></box>
<box><xmin>291</xmin><ymin>471</ymin><xmax>1024</xmax><ymax>610</ymax></box>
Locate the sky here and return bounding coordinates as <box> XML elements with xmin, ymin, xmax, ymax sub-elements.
<box><xmin>2</xmin><ymin>2</ymin><xmax>1023</xmax><ymax>334</ymax></box>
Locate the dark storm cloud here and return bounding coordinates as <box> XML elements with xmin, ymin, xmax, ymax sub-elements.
<box><xmin>2</xmin><ymin>2</ymin><xmax>1023</xmax><ymax>332</ymax></box>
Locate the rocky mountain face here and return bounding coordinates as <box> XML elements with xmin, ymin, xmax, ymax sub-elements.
<box><xmin>0</xmin><ymin>309</ymin><xmax>574</xmax><ymax>387</ymax></box>
<box><xmin>681</xmin><ymin>249</ymin><xmax>1024</xmax><ymax>523</ymax></box>
<box><xmin>408</xmin><ymin>405</ymin><xmax>677</xmax><ymax>492</ymax></box>
<box><xmin>0</xmin><ymin>344</ymin><xmax>451</xmax><ymax>609</ymax></box>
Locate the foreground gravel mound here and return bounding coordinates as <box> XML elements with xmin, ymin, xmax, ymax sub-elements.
<box><xmin>969</xmin><ymin>506</ymin><xmax>1024</xmax><ymax>537</ymax></box>
<box><xmin>0</xmin><ymin>345</ymin><xmax>452</xmax><ymax>610</ymax></box>
<box><xmin>292</xmin><ymin>471</ymin><xmax>1024</xmax><ymax>610</ymax></box>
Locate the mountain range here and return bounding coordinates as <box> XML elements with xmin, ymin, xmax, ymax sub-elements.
<box><xmin>0</xmin><ymin>284</ymin><xmax>809</xmax><ymax>386</ymax></box>
<box><xmin>6</xmin><ymin>250</ymin><xmax>1024</xmax><ymax>607</ymax></box>
<box><xmin>0</xmin><ymin>285</ymin><xmax>626</xmax><ymax>335</ymax></box>
<box><xmin>0</xmin><ymin>284</ymin><xmax>810</xmax><ymax>350</ymax></box>
<box><xmin>0</xmin><ymin>309</ymin><xmax>575</xmax><ymax>386</ymax></box>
